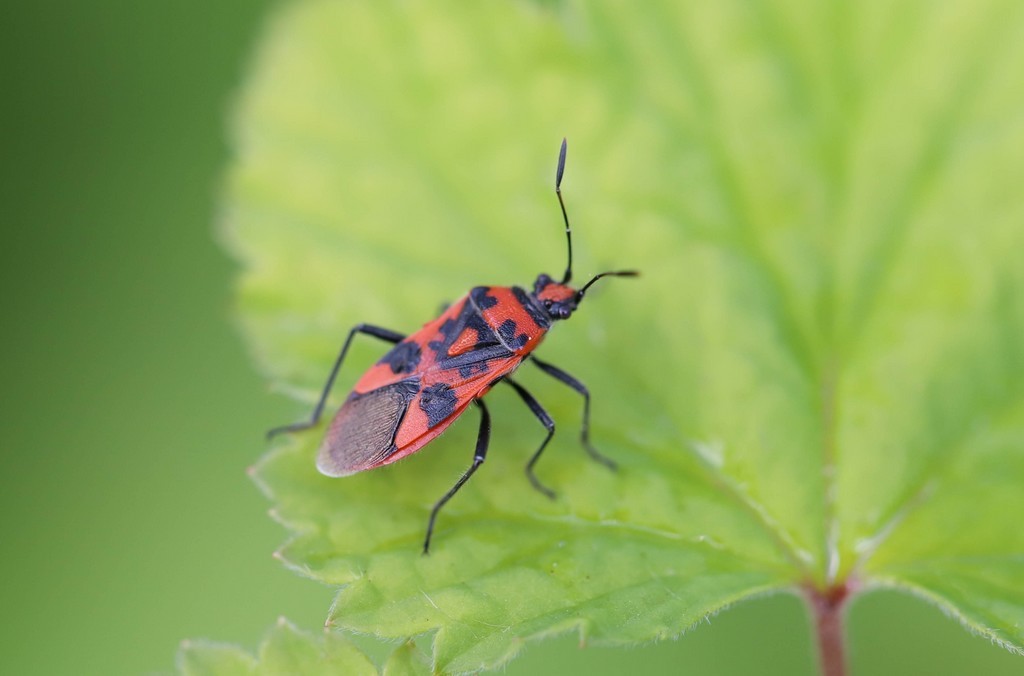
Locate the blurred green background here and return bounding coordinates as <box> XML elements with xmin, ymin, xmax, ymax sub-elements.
<box><xmin>1</xmin><ymin>2</ymin><xmax>1020</xmax><ymax>675</ymax></box>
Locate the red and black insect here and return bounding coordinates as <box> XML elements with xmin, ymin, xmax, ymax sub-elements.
<box><xmin>269</xmin><ymin>139</ymin><xmax>637</xmax><ymax>553</ymax></box>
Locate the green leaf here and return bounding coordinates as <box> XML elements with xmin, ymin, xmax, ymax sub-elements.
<box><xmin>229</xmin><ymin>0</ymin><xmax>1024</xmax><ymax>671</ymax></box>
<box><xmin>177</xmin><ymin>640</ymin><xmax>256</xmax><ymax>676</ymax></box>
<box><xmin>177</xmin><ymin>618</ymin><xmax>377</xmax><ymax>676</ymax></box>
<box><xmin>383</xmin><ymin>642</ymin><xmax>432</xmax><ymax>676</ymax></box>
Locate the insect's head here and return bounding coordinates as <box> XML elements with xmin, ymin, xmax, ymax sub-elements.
<box><xmin>532</xmin><ymin>273</ymin><xmax>578</xmax><ymax>320</ymax></box>
<box><xmin>532</xmin><ymin>270</ymin><xmax>639</xmax><ymax>321</ymax></box>
<box><xmin>535</xmin><ymin>138</ymin><xmax>638</xmax><ymax>322</ymax></box>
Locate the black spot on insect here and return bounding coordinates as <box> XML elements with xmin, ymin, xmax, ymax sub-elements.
<box><xmin>497</xmin><ymin>319</ymin><xmax>529</xmax><ymax>349</ymax></box>
<box><xmin>465</xmin><ymin>311</ymin><xmax>495</xmax><ymax>348</ymax></box>
<box><xmin>458</xmin><ymin>361</ymin><xmax>490</xmax><ymax>378</ymax></box>
<box><xmin>428</xmin><ymin>317</ymin><xmax>459</xmax><ymax>355</ymax></box>
<box><xmin>470</xmin><ymin>286</ymin><xmax>499</xmax><ymax>310</ymax></box>
<box><xmin>513</xmin><ymin>286</ymin><xmax>550</xmax><ymax>329</ymax></box>
<box><xmin>439</xmin><ymin>344</ymin><xmax>512</xmax><ymax>378</ymax></box>
<box><xmin>431</xmin><ymin>302</ymin><xmax>496</xmax><ymax>355</ymax></box>
<box><xmin>379</xmin><ymin>341</ymin><xmax>421</xmax><ymax>374</ymax></box>
<box><xmin>439</xmin><ymin>317</ymin><xmax>458</xmax><ymax>335</ymax></box>
<box><xmin>420</xmin><ymin>382</ymin><xmax>459</xmax><ymax>428</ymax></box>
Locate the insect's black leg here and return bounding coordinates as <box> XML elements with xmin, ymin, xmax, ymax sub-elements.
<box><xmin>266</xmin><ymin>324</ymin><xmax>405</xmax><ymax>439</ymax></box>
<box><xmin>423</xmin><ymin>399</ymin><xmax>491</xmax><ymax>554</ymax></box>
<box><xmin>531</xmin><ymin>356</ymin><xmax>617</xmax><ymax>471</ymax></box>
<box><xmin>503</xmin><ymin>378</ymin><xmax>558</xmax><ymax>500</ymax></box>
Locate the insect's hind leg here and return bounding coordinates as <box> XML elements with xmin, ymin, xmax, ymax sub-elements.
<box><xmin>423</xmin><ymin>399</ymin><xmax>491</xmax><ymax>554</ymax></box>
<box><xmin>503</xmin><ymin>378</ymin><xmax>558</xmax><ymax>500</ymax></box>
<box><xmin>266</xmin><ymin>324</ymin><xmax>405</xmax><ymax>439</ymax></box>
<box><xmin>530</xmin><ymin>356</ymin><xmax>617</xmax><ymax>471</ymax></box>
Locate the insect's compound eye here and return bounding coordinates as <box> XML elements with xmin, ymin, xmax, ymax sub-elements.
<box><xmin>543</xmin><ymin>299</ymin><xmax>553</xmax><ymax>309</ymax></box>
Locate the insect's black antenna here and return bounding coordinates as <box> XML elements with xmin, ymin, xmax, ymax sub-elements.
<box><xmin>576</xmin><ymin>270</ymin><xmax>639</xmax><ymax>301</ymax></box>
<box><xmin>555</xmin><ymin>138</ymin><xmax>573</xmax><ymax>284</ymax></box>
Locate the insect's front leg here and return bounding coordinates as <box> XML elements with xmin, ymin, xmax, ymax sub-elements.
<box><xmin>423</xmin><ymin>399</ymin><xmax>491</xmax><ymax>554</ymax></box>
<box><xmin>530</xmin><ymin>355</ymin><xmax>617</xmax><ymax>471</ymax></box>
<box><xmin>266</xmin><ymin>324</ymin><xmax>405</xmax><ymax>439</ymax></box>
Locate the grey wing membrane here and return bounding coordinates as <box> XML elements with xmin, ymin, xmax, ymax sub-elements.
<box><xmin>316</xmin><ymin>380</ymin><xmax>420</xmax><ymax>477</ymax></box>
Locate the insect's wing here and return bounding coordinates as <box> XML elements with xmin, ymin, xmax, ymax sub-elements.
<box><xmin>316</xmin><ymin>380</ymin><xmax>420</xmax><ymax>477</ymax></box>
<box><xmin>382</xmin><ymin>358</ymin><xmax>520</xmax><ymax>465</ymax></box>
<box><xmin>319</xmin><ymin>354</ymin><xmax>524</xmax><ymax>477</ymax></box>
<box><xmin>316</xmin><ymin>299</ymin><xmax>476</xmax><ymax>478</ymax></box>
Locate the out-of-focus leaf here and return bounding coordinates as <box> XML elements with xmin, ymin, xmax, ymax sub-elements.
<box><xmin>177</xmin><ymin>640</ymin><xmax>256</xmax><ymax>676</ymax></box>
<box><xmin>383</xmin><ymin>642</ymin><xmax>432</xmax><ymax>676</ymax></box>
<box><xmin>177</xmin><ymin>618</ymin><xmax>376</xmax><ymax>676</ymax></box>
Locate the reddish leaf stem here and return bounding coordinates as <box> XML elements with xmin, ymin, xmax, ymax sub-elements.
<box><xmin>807</xmin><ymin>582</ymin><xmax>851</xmax><ymax>676</ymax></box>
